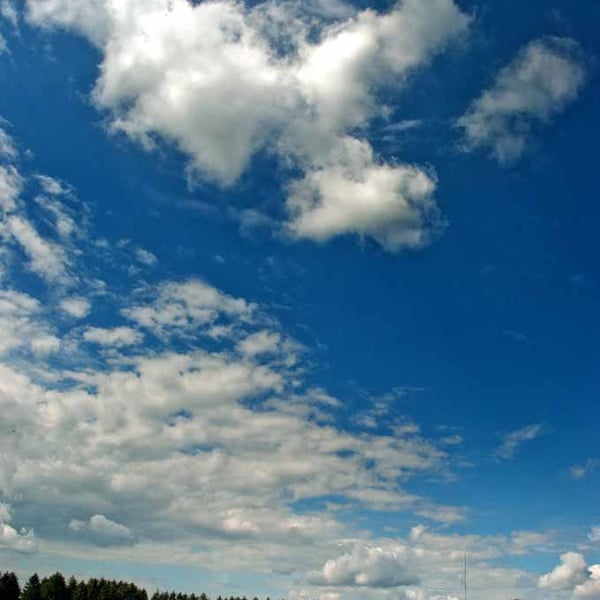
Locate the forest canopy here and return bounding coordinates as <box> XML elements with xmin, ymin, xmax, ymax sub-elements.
<box><xmin>0</xmin><ymin>571</ymin><xmax>275</xmax><ymax>600</ymax></box>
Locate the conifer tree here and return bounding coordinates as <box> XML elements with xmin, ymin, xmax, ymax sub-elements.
<box><xmin>21</xmin><ymin>573</ymin><xmax>42</xmax><ymax>600</ymax></box>
<box><xmin>0</xmin><ymin>571</ymin><xmax>20</xmax><ymax>600</ymax></box>
<box><xmin>40</xmin><ymin>572</ymin><xmax>68</xmax><ymax>600</ymax></box>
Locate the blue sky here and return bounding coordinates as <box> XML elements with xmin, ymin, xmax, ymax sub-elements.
<box><xmin>0</xmin><ymin>0</ymin><xmax>599</xmax><ymax>599</ymax></box>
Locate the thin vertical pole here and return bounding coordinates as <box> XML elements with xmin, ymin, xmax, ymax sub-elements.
<box><xmin>464</xmin><ymin>552</ymin><xmax>467</xmax><ymax>600</ymax></box>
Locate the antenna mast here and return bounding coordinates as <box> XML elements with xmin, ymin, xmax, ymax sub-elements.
<box><xmin>464</xmin><ymin>552</ymin><xmax>467</xmax><ymax>600</ymax></box>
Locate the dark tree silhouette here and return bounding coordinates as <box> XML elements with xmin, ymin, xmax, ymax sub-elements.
<box><xmin>21</xmin><ymin>574</ymin><xmax>42</xmax><ymax>600</ymax></box>
<box><xmin>0</xmin><ymin>571</ymin><xmax>21</xmax><ymax>600</ymax></box>
<box><xmin>0</xmin><ymin>570</ymin><xmax>274</xmax><ymax>600</ymax></box>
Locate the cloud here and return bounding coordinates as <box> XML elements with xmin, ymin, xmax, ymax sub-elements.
<box><xmin>60</xmin><ymin>296</ymin><xmax>91</xmax><ymax>319</ymax></box>
<box><xmin>310</xmin><ymin>545</ymin><xmax>419</xmax><ymax>588</ymax></box>
<box><xmin>0</xmin><ymin>1</ymin><xmax>18</xmax><ymax>28</ymax></box>
<box><xmin>122</xmin><ymin>278</ymin><xmax>255</xmax><ymax>338</ymax></box>
<box><xmin>0</xmin><ymin>126</ymin><xmax>88</xmax><ymax>287</ymax></box>
<box><xmin>35</xmin><ymin>174</ymin><xmax>73</xmax><ymax>197</ymax></box>
<box><xmin>26</xmin><ymin>0</ymin><xmax>469</xmax><ymax>252</ymax></box>
<box><xmin>6</xmin><ymin>215</ymin><xmax>70</xmax><ymax>283</ymax></box>
<box><xmin>0</xmin><ymin>503</ymin><xmax>37</xmax><ymax>553</ymax></box>
<box><xmin>539</xmin><ymin>553</ymin><xmax>600</xmax><ymax>599</ymax></box>
<box><xmin>502</xmin><ymin>329</ymin><xmax>529</xmax><ymax>343</ymax></box>
<box><xmin>69</xmin><ymin>514</ymin><xmax>135</xmax><ymax>546</ymax></box>
<box><xmin>415</xmin><ymin>504</ymin><xmax>466</xmax><ymax>524</ymax></box>
<box><xmin>0</xmin><ymin>289</ymin><xmax>59</xmax><ymax>356</ymax></box>
<box><xmin>589</xmin><ymin>526</ymin><xmax>600</xmax><ymax>544</ymax></box>
<box><xmin>538</xmin><ymin>552</ymin><xmax>588</xmax><ymax>590</ymax></box>
<box><xmin>494</xmin><ymin>423</ymin><xmax>545</xmax><ymax>460</ymax></box>
<box><xmin>135</xmin><ymin>248</ymin><xmax>158</xmax><ymax>266</ymax></box>
<box><xmin>83</xmin><ymin>326</ymin><xmax>144</xmax><ymax>347</ymax></box>
<box><xmin>458</xmin><ymin>36</ymin><xmax>586</xmax><ymax>164</ymax></box>
<box><xmin>30</xmin><ymin>334</ymin><xmax>61</xmax><ymax>355</ymax></box>
<box><xmin>0</xmin><ymin>272</ymin><xmax>458</xmax><ymax>575</ymax></box>
<box><xmin>237</xmin><ymin>330</ymin><xmax>281</xmax><ymax>357</ymax></box>
<box><xmin>0</xmin><ymin>127</ymin><xmax>18</xmax><ymax>160</ymax></box>
<box><xmin>0</xmin><ymin>165</ymin><xmax>22</xmax><ymax>212</ymax></box>
<box><xmin>575</xmin><ymin>565</ymin><xmax>600</xmax><ymax>599</ymax></box>
<box><xmin>0</xmin><ymin>117</ymin><xmax>565</xmax><ymax>600</ymax></box>
<box><xmin>570</xmin><ymin>459</ymin><xmax>600</xmax><ymax>480</ymax></box>
<box><xmin>285</xmin><ymin>138</ymin><xmax>442</xmax><ymax>251</ymax></box>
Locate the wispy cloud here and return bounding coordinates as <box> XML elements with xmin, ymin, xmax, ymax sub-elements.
<box><xmin>569</xmin><ymin>458</ymin><xmax>600</xmax><ymax>480</ymax></box>
<box><xmin>458</xmin><ymin>37</ymin><xmax>586</xmax><ymax>164</ymax></box>
<box><xmin>494</xmin><ymin>423</ymin><xmax>545</xmax><ymax>460</ymax></box>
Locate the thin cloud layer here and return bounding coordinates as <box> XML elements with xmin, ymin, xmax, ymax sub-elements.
<box><xmin>494</xmin><ymin>423</ymin><xmax>545</xmax><ymax>460</ymax></box>
<box><xmin>459</xmin><ymin>36</ymin><xmax>586</xmax><ymax>164</ymax></box>
<box><xmin>26</xmin><ymin>0</ymin><xmax>469</xmax><ymax>252</ymax></box>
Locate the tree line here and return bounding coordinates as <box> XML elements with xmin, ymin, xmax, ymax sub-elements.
<box><xmin>0</xmin><ymin>571</ymin><xmax>276</xmax><ymax>600</ymax></box>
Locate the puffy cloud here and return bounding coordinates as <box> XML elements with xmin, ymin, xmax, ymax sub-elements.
<box><xmin>575</xmin><ymin>565</ymin><xmax>600</xmax><ymax>599</ymax></box>
<box><xmin>0</xmin><ymin>289</ymin><xmax>58</xmax><ymax>356</ymax></box>
<box><xmin>122</xmin><ymin>278</ymin><xmax>254</xmax><ymax>338</ymax></box>
<box><xmin>538</xmin><ymin>552</ymin><xmax>588</xmax><ymax>590</ymax></box>
<box><xmin>0</xmin><ymin>272</ymin><xmax>458</xmax><ymax>574</ymax></box>
<box><xmin>310</xmin><ymin>545</ymin><xmax>419</xmax><ymax>588</ymax></box>
<box><xmin>0</xmin><ymin>118</ymin><xmax>560</xmax><ymax>600</ymax></box>
<box><xmin>494</xmin><ymin>423</ymin><xmax>545</xmax><ymax>460</ymax></box>
<box><xmin>26</xmin><ymin>0</ymin><xmax>469</xmax><ymax>252</ymax></box>
<box><xmin>30</xmin><ymin>333</ymin><xmax>61</xmax><ymax>355</ymax></box>
<box><xmin>60</xmin><ymin>296</ymin><xmax>91</xmax><ymax>319</ymax></box>
<box><xmin>459</xmin><ymin>37</ymin><xmax>586</xmax><ymax>164</ymax></box>
<box><xmin>0</xmin><ymin>503</ymin><xmax>37</xmax><ymax>553</ymax></box>
<box><xmin>539</xmin><ymin>553</ymin><xmax>600</xmax><ymax>599</ymax></box>
<box><xmin>83</xmin><ymin>326</ymin><xmax>143</xmax><ymax>347</ymax></box>
<box><xmin>69</xmin><ymin>514</ymin><xmax>135</xmax><ymax>546</ymax></box>
<box><xmin>237</xmin><ymin>330</ymin><xmax>281</xmax><ymax>357</ymax></box>
<box><xmin>0</xmin><ymin>269</ymin><xmax>461</xmax><ymax>583</ymax></box>
<box><xmin>286</xmin><ymin>138</ymin><xmax>441</xmax><ymax>251</ymax></box>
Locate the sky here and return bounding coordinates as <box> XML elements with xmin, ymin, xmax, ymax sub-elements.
<box><xmin>0</xmin><ymin>0</ymin><xmax>599</xmax><ymax>599</ymax></box>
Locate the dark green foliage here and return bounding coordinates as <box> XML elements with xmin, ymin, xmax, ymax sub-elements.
<box><xmin>41</xmin><ymin>573</ymin><xmax>68</xmax><ymax>600</ymax></box>
<box><xmin>0</xmin><ymin>571</ymin><xmax>21</xmax><ymax>600</ymax></box>
<box><xmin>0</xmin><ymin>570</ymin><xmax>272</xmax><ymax>600</ymax></box>
<box><xmin>21</xmin><ymin>574</ymin><xmax>41</xmax><ymax>600</ymax></box>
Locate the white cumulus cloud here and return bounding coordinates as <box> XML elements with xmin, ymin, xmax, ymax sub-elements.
<box><xmin>83</xmin><ymin>326</ymin><xmax>144</xmax><ymax>347</ymax></box>
<box><xmin>26</xmin><ymin>0</ymin><xmax>469</xmax><ymax>252</ymax></box>
<box><xmin>459</xmin><ymin>36</ymin><xmax>586</xmax><ymax>164</ymax></box>
<box><xmin>310</xmin><ymin>545</ymin><xmax>419</xmax><ymax>588</ymax></box>
<box><xmin>575</xmin><ymin>565</ymin><xmax>600</xmax><ymax>599</ymax></box>
<box><xmin>0</xmin><ymin>503</ymin><xmax>37</xmax><ymax>553</ymax></box>
<box><xmin>538</xmin><ymin>552</ymin><xmax>589</xmax><ymax>590</ymax></box>
<box><xmin>60</xmin><ymin>296</ymin><xmax>92</xmax><ymax>319</ymax></box>
<box><xmin>69</xmin><ymin>514</ymin><xmax>135</xmax><ymax>546</ymax></box>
